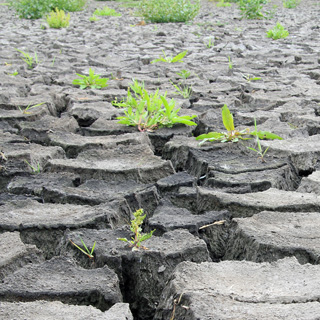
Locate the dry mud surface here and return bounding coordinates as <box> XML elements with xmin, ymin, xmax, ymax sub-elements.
<box><xmin>1</xmin><ymin>0</ymin><xmax>320</xmax><ymax>319</ymax></box>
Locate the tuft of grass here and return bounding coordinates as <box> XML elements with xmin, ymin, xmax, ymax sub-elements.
<box><xmin>138</xmin><ymin>0</ymin><xmax>200</xmax><ymax>23</ymax></box>
<box><xmin>72</xmin><ymin>68</ymin><xmax>109</xmax><ymax>89</ymax></box>
<box><xmin>266</xmin><ymin>22</ymin><xmax>289</xmax><ymax>40</ymax></box>
<box><xmin>93</xmin><ymin>6</ymin><xmax>121</xmax><ymax>16</ymax></box>
<box><xmin>15</xmin><ymin>48</ymin><xmax>40</xmax><ymax>69</ymax></box>
<box><xmin>46</xmin><ymin>7</ymin><xmax>70</xmax><ymax>28</ymax></box>
<box><xmin>283</xmin><ymin>0</ymin><xmax>300</xmax><ymax>8</ymax></box>
<box><xmin>151</xmin><ymin>50</ymin><xmax>188</xmax><ymax>64</ymax></box>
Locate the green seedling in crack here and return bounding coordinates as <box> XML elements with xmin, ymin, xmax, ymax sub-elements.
<box><xmin>246</xmin><ymin>118</ymin><xmax>270</xmax><ymax>162</ymax></box>
<box><xmin>72</xmin><ymin>68</ymin><xmax>109</xmax><ymax>89</ymax></box>
<box><xmin>113</xmin><ymin>79</ymin><xmax>197</xmax><ymax>132</ymax></box>
<box><xmin>170</xmin><ymin>80</ymin><xmax>192</xmax><ymax>99</ymax></box>
<box><xmin>242</xmin><ymin>74</ymin><xmax>261</xmax><ymax>82</ymax></box>
<box><xmin>196</xmin><ymin>105</ymin><xmax>282</xmax><ymax>145</ymax></box>
<box><xmin>151</xmin><ymin>50</ymin><xmax>187</xmax><ymax>64</ymax></box>
<box><xmin>266</xmin><ymin>22</ymin><xmax>289</xmax><ymax>40</ymax></box>
<box><xmin>70</xmin><ymin>237</ymin><xmax>96</xmax><ymax>259</ymax></box>
<box><xmin>24</xmin><ymin>160</ymin><xmax>41</xmax><ymax>174</ymax></box>
<box><xmin>15</xmin><ymin>49</ymin><xmax>40</xmax><ymax>69</ymax></box>
<box><xmin>19</xmin><ymin>102</ymin><xmax>45</xmax><ymax>114</ymax></box>
<box><xmin>176</xmin><ymin>69</ymin><xmax>191</xmax><ymax>80</ymax></box>
<box><xmin>118</xmin><ymin>208</ymin><xmax>155</xmax><ymax>250</ymax></box>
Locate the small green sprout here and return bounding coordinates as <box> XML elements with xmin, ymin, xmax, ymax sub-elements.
<box><xmin>205</xmin><ymin>38</ymin><xmax>214</xmax><ymax>48</ymax></box>
<box><xmin>72</xmin><ymin>68</ymin><xmax>109</xmax><ymax>89</ymax></box>
<box><xmin>151</xmin><ymin>50</ymin><xmax>188</xmax><ymax>64</ymax></box>
<box><xmin>70</xmin><ymin>237</ymin><xmax>96</xmax><ymax>259</ymax></box>
<box><xmin>19</xmin><ymin>102</ymin><xmax>45</xmax><ymax>114</ymax></box>
<box><xmin>113</xmin><ymin>79</ymin><xmax>197</xmax><ymax>132</ymax></box>
<box><xmin>283</xmin><ymin>0</ymin><xmax>300</xmax><ymax>8</ymax></box>
<box><xmin>93</xmin><ymin>6</ymin><xmax>121</xmax><ymax>17</ymax></box>
<box><xmin>266</xmin><ymin>23</ymin><xmax>289</xmax><ymax>40</ymax></box>
<box><xmin>46</xmin><ymin>8</ymin><xmax>70</xmax><ymax>29</ymax></box>
<box><xmin>242</xmin><ymin>74</ymin><xmax>261</xmax><ymax>82</ymax></box>
<box><xmin>24</xmin><ymin>160</ymin><xmax>41</xmax><ymax>174</ymax></box>
<box><xmin>9</xmin><ymin>71</ymin><xmax>18</xmax><ymax>76</ymax></box>
<box><xmin>216</xmin><ymin>0</ymin><xmax>231</xmax><ymax>7</ymax></box>
<box><xmin>176</xmin><ymin>69</ymin><xmax>191</xmax><ymax>80</ymax></box>
<box><xmin>89</xmin><ymin>15</ymin><xmax>100</xmax><ymax>21</ymax></box>
<box><xmin>228</xmin><ymin>56</ymin><xmax>233</xmax><ymax>70</ymax></box>
<box><xmin>170</xmin><ymin>80</ymin><xmax>192</xmax><ymax>99</ymax></box>
<box><xmin>247</xmin><ymin>118</ymin><xmax>270</xmax><ymax>162</ymax></box>
<box><xmin>118</xmin><ymin>209</ymin><xmax>155</xmax><ymax>250</ymax></box>
<box><xmin>196</xmin><ymin>105</ymin><xmax>282</xmax><ymax>145</ymax></box>
<box><xmin>15</xmin><ymin>49</ymin><xmax>39</xmax><ymax>69</ymax></box>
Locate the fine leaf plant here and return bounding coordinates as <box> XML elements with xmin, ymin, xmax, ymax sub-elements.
<box><xmin>72</xmin><ymin>68</ymin><xmax>109</xmax><ymax>89</ymax></box>
<box><xmin>247</xmin><ymin>118</ymin><xmax>270</xmax><ymax>162</ymax></box>
<box><xmin>151</xmin><ymin>50</ymin><xmax>187</xmax><ymax>64</ymax></box>
<box><xmin>46</xmin><ymin>7</ymin><xmax>70</xmax><ymax>28</ymax></box>
<box><xmin>118</xmin><ymin>208</ymin><xmax>155</xmax><ymax>250</ymax></box>
<box><xmin>70</xmin><ymin>237</ymin><xmax>96</xmax><ymax>259</ymax></box>
<box><xmin>196</xmin><ymin>105</ymin><xmax>282</xmax><ymax>145</ymax></box>
<box><xmin>113</xmin><ymin>80</ymin><xmax>197</xmax><ymax>132</ymax></box>
<box><xmin>15</xmin><ymin>49</ymin><xmax>39</xmax><ymax>69</ymax></box>
<box><xmin>266</xmin><ymin>22</ymin><xmax>289</xmax><ymax>40</ymax></box>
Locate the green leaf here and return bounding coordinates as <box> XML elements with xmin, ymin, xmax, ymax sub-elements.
<box><xmin>196</xmin><ymin>132</ymin><xmax>226</xmax><ymax>141</ymax></box>
<box><xmin>251</xmin><ymin>131</ymin><xmax>283</xmax><ymax>140</ymax></box>
<box><xmin>171</xmin><ymin>50</ymin><xmax>188</xmax><ymax>63</ymax></box>
<box><xmin>118</xmin><ymin>238</ymin><xmax>129</xmax><ymax>242</ymax></box>
<box><xmin>221</xmin><ymin>105</ymin><xmax>234</xmax><ymax>131</ymax></box>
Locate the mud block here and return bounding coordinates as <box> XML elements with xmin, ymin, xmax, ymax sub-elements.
<box><xmin>46</xmin><ymin>144</ymin><xmax>175</xmax><ymax>183</ymax></box>
<box><xmin>0</xmin><ymin>231</ymin><xmax>44</xmax><ymax>280</ymax></box>
<box><xmin>62</xmin><ymin>228</ymin><xmax>210</xmax><ymax>320</ymax></box>
<box><xmin>155</xmin><ymin>258</ymin><xmax>320</xmax><ymax>319</ymax></box>
<box><xmin>0</xmin><ymin>256</ymin><xmax>122</xmax><ymax>311</ymax></box>
<box><xmin>224</xmin><ymin>211</ymin><xmax>320</xmax><ymax>264</ymax></box>
<box><xmin>0</xmin><ymin>301</ymin><xmax>132</xmax><ymax>320</ymax></box>
<box><xmin>0</xmin><ymin>199</ymin><xmax>124</xmax><ymax>258</ymax></box>
<box><xmin>262</xmin><ymin>134</ymin><xmax>320</xmax><ymax>172</ymax></box>
<box><xmin>298</xmin><ymin>170</ymin><xmax>320</xmax><ymax>194</ymax></box>
<box><xmin>156</xmin><ymin>171</ymin><xmax>196</xmax><ymax>194</ymax></box>
<box><xmin>197</xmin><ymin>187</ymin><xmax>320</xmax><ymax>217</ymax></box>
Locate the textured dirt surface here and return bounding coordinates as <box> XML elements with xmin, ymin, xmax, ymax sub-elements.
<box><xmin>1</xmin><ymin>0</ymin><xmax>320</xmax><ymax>319</ymax></box>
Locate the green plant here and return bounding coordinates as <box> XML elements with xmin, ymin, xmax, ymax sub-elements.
<box><xmin>70</xmin><ymin>237</ymin><xmax>96</xmax><ymax>259</ymax></box>
<box><xmin>283</xmin><ymin>0</ymin><xmax>300</xmax><ymax>8</ymax></box>
<box><xmin>15</xmin><ymin>49</ymin><xmax>39</xmax><ymax>69</ymax></box>
<box><xmin>9</xmin><ymin>70</ymin><xmax>18</xmax><ymax>76</ymax></box>
<box><xmin>176</xmin><ymin>69</ymin><xmax>191</xmax><ymax>80</ymax></box>
<box><xmin>46</xmin><ymin>7</ymin><xmax>70</xmax><ymax>28</ymax></box>
<box><xmin>138</xmin><ymin>0</ymin><xmax>200</xmax><ymax>23</ymax></box>
<box><xmin>72</xmin><ymin>68</ymin><xmax>109</xmax><ymax>89</ymax></box>
<box><xmin>24</xmin><ymin>160</ymin><xmax>41</xmax><ymax>173</ymax></box>
<box><xmin>151</xmin><ymin>50</ymin><xmax>187</xmax><ymax>64</ymax></box>
<box><xmin>242</xmin><ymin>74</ymin><xmax>261</xmax><ymax>82</ymax></box>
<box><xmin>204</xmin><ymin>38</ymin><xmax>214</xmax><ymax>48</ymax></box>
<box><xmin>170</xmin><ymin>80</ymin><xmax>192</xmax><ymax>99</ymax></box>
<box><xmin>216</xmin><ymin>0</ymin><xmax>231</xmax><ymax>7</ymax></box>
<box><xmin>113</xmin><ymin>80</ymin><xmax>197</xmax><ymax>132</ymax></box>
<box><xmin>238</xmin><ymin>0</ymin><xmax>267</xmax><ymax>19</ymax></box>
<box><xmin>89</xmin><ymin>14</ymin><xmax>99</xmax><ymax>21</ymax></box>
<box><xmin>266</xmin><ymin>22</ymin><xmax>289</xmax><ymax>40</ymax></box>
<box><xmin>118</xmin><ymin>209</ymin><xmax>155</xmax><ymax>250</ymax></box>
<box><xmin>196</xmin><ymin>105</ymin><xmax>282</xmax><ymax>144</ymax></box>
<box><xmin>9</xmin><ymin>0</ymin><xmax>86</xmax><ymax>19</ymax></box>
<box><xmin>247</xmin><ymin>119</ymin><xmax>269</xmax><ymax>162</ymax></box>
<box><xmin>228</xmin><ymin>56</ymin><xmax>233</xmax><ymax>69</ymax></box>
<box><xmin>19</xmin><ymin>102</ymin><xmax>45</xmax><ymax>114</ymax></box>
<box><xmin>93</xmin><ymin>6</ymin><xmax>121</xmax><ymax>16</ymax></box>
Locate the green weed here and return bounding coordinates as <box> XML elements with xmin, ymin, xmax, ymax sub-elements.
<box><xmin>24</xmin><ymin>160</ymin><xmax>41</xmax><ymax>174</ymax></box>
<box><xmin>113</xmin><ymin>79</ymin><xmax>197</xmax><ymax>132</ymax></box>
<box><xmin>246</xmin><ymin>118</ymin><xmax>269</xmax><ymax>162</ymax></box>
<box><xmin>138</xmin><ymin>0</ymin><xmax>200</xmax><ymax>23</ymax></box>
<box><xmin>228</xmin><ymin>56</ymin><xmax>233</xmax><ymax>69</ymax></box>
<box><xmin>89</xmin><ymin>14</ymin><xmax>99</xmax><ymax>21</ymax></box>
<box><xmin>283</xmin><ymin>0</ymin><xmax>300</xmax><ymax>8</ymax></box>
<box><xmin>238</xmin><ymin>0</ymin><xmax>267</xmax><ymax>19</ymax></box>
<box><xmin>204</xmin><ymin>38</ymin><xmax>215</xmax><ymax>48</ymax></box>
<box><xmin>151</xmin><ymin>50</ymin><xmax>187</xmax><ymax>64</ymax></box>
<box><xmin>170</xmin><ymin>80</ymin><xmax>193</xmax><ymax>99</ymax></box>
<box><xmin>19</xmin><ymin>102</ymin><xmax>45</xmax><ymax>114</ymax></box>
<box><xmin>242</xmin><ymin>74</ymin><xmax>261</xmax><ymax>82</ymax></box>
<box><xmin>266</xmin><ymin>22</ymin><xmax>289</xmax><ymax>40</ymax></box>
<box><xmin>93</xmin><ymin>6</ymin><xmax>121</xmax><ymax>16</ymax></box>
<box><xmin>9</xmin><ymin>0</ymin><xmax>86</xmax><ymax>19</ymax></box>
<box><xmin>72</xmin><ymin>68</ymin><xmax>109</xmax><ymax>89</ymax></box>
<box><xmin>216</xmin><ymin>0</ymin><xmax>231</xmax><ymax>7</ymax></box>
<box><xmin>46</xmin><ymin>8</ymin><xmax>70</xmax><ymax>28</ymax></box>
<box><xmin>118</xmin><ymin>209</ymin><xmax>155</xmax><ymax>250</ymax></box>
<box><xmin>176</xmin><ymin>69</ymin><xmax>192</xmax><ymax>80</ymax></box>
<box><xmin>15</xmin><ymin>49</ymin><xmax>39</xmax><ymax>69</ymax></box>
<box><xmin>70</xmin><ymin>237</ymin><xmax>96</xmax><ymax>259</ymax></box>
<box><xmin>196</xmin><ymin>105</ymin><xmax>282</xmax><ymax>144</ymax></box>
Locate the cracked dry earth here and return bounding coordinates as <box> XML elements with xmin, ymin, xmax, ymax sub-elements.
<box><xmin>1</xmin><ymin>0</ymin><xmax>320</xmax><ymax>319</ymax></box>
